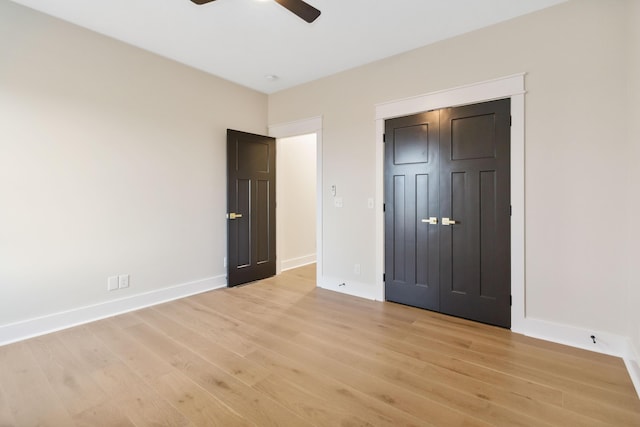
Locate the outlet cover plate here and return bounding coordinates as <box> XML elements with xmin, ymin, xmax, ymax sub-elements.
<box><xmin>118</xmin><ymin>274</ymin><xmax>130</xmax><ymax>289</ymax></box>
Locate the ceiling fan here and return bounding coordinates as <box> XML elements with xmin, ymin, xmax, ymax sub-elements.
<box><xmin>190</xmin><ymin>0</ymin><xmax>321</xmax><ymax>23</ymax></box>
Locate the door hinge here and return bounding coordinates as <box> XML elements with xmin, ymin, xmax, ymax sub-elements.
<box><xmin>510</xmin><ymin>205</ymin><xmax>512</xmax><ymax>216</ymax></box>
<box><xmin>383</xmin><ymin>133</ymin><xmax>386</xmax><ymax>143</ymax></box>
<box><xmin>383</xmin><ymin>203</ymin><xmax>386</xmax><ymax>212</ymax></box>
<box><xmin>383</xmin><ymin>273</ymin><xmax>386</xmax><ymax>282</ymax></box>
<box><xmin>510</xmin><ymin>116</ymin><xmax>512</xmax><ymax>126</ymax></box>
<box><xmin>510</xmin><ymin>295</ymin><xmax>513</xmax><ymax>306</ymax></box>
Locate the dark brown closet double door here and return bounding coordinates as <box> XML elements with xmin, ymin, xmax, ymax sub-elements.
<box><xmin>384</xmin><ymin>99</ymin><xmax>511</xmax><ymax>328</ymax></box>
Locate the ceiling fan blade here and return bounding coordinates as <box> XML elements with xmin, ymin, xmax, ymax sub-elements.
<box><xmin>274</xmin><ymin>0</ymin><xmax>321</xmax><ymax>23</ymax></box>
<box><xmin>190</xmin><ymin>0</ymin><xmax>320</xmax><ymax>24</ymax></box>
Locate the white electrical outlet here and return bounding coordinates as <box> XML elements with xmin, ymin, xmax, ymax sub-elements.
<box><xmin>107</xmin><ymin>276</ymin><xmax>118</xmax><ymax>291</ymax></box>
<box><xmin>334</xmin><ymin>197</ymin><xmax>343</xmax><ymax>208</ymax></box>
<box><xmin>118</xmin><ymin>274</ymin><xmax>130</xmax><ymax>289</ymax></box>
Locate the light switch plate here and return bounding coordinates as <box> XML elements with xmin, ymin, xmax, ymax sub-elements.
<box><xmin>334</xmin><ymin>197</ymin><xmax>343</xmax><ymax>208</ymax></box>
<box><xmin>107</xmin><ymin>276</ymin><xmax>118</xmax><ymax>291</ymax></box>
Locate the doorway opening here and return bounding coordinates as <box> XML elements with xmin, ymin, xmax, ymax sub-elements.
<box><xmin>269</xmin><ymin>117</ymin><xmax>323</xmax><ymax>284</ymax></box>
<box><xmin>276</xmin><ymin>133</ymin><xmax>317</xmax><ymax>273</ymax></box>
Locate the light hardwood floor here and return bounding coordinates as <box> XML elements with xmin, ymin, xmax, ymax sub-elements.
<box><xmin>1</xmin><ymin>264</ymin><xmax>639</xmax><ymax>426</ymax></box>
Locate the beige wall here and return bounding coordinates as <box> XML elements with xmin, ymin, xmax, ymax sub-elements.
<box><xmin>627</xmin><ymin>0</ymin><xmax>640</xmax><ymax>359</ymax></box>
<box><xmin>269</xmin><ymin>0</ymin><xmax>633</xmax><ymax>337</ymax></box>
<box><xmin>0</xmin><ymin>1</ymin><xmax>267</xmax><ymax>325</ymax></box>
<box><xmin>277</xmin><ymin>134</ymin><xmax>317</xmax><ymax>268</ymax></box>
<box><xmin>1</xmin><ymin>0</ymin><xmax>637</xmax><ymax>359</ymax></box>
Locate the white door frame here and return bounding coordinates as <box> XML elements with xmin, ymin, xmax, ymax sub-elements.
<box><xmin>269</xmin><ymin>116</ymin><xmax>323</xmax><ymax>284</ymax></box>
<box><xmin>374</xmin><ymin>74</ymin><xmax>526</xmax><ymax>332</ymax></box>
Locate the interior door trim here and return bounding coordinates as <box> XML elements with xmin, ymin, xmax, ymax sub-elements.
<box><xmin>374</xmin><ymin>73</ymin><xmax>526</xmax><ymax>332</ymax></box>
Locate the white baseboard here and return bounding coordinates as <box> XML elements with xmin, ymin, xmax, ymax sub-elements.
<box><xmin>625</xmin><ymin>342</ymin><xmax>640</xmax><ymax>399</ymax></box>
<box><xmin>515</xmin><ymin>317</ymin><xmax>640</xmax><ymax>398</ymax></box>
<box><xmin>318</xmin><ymin>275</ymin><xmax>380</xmax><ymax>301</ymax></box>
<box><xmin>281</xmin><ymin>254</ymin><xmax>316</xmax><ymax>271</ymax></box>
<box><xmin>514</xmin><ymin>317</ymin><xmax>630</xmax><ymax>357</ymax></box>
<box><xmin>0</xmin><ymin>275</ymin><xmax>227</xmax><ymax>347</ymax></box>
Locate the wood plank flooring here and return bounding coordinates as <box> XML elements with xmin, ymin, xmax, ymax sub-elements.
<box><xmin>1</xmin><ymin>264</ymin><xmax>639</xmax><ymax>426</ymax></box>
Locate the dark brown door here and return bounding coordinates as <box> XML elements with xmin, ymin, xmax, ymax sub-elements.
<box><xmin>439</xmin><ymin>100</ymin><xmax>511</xmax><ymax>327</ymax></box>
<box><xmin>227</xmin><ymin>129</ymin><xmax>276</xmax><ymax>287</ymax></box>
<box><xmin>384</xmin><ymin>110</ymin><xmax>441</xmax><ymax>311</ymax></box>
<box><xmin>384</xmin><ymin>99</ymin><xmax>511</xmax><ymax>328</ymax></box>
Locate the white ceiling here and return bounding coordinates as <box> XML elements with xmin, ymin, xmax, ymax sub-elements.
<box><xmin>9</xmin><ymin>0</ymin><xmax>566</xmax><ymax>94</ymax></box>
